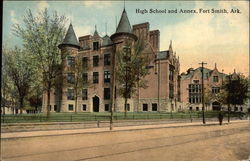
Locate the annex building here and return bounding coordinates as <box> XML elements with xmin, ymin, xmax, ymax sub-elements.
<box><xmin>180</xmin><ymin>65</ymin><xmax>248</xmax><ymax>112</ymax></box>
<box><xmin>42</xmin><ymin>8</ymin><xmax>181</xmax><ymax>113</ymax></box>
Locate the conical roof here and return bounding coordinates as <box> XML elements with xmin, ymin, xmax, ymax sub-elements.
<box><xmin>116</xmin><ymin>8</ymin><xmax>132</xmax><ymax>33</ymax></box>
<box><xmin>102</xmin><ymin>35</ymin><xmax>113</xmax><ymax>46</ymax></box>
<box><xmin>59</xmin><ymin>23</ymin><xmax>80</xmax><ymax>48</ymax></box>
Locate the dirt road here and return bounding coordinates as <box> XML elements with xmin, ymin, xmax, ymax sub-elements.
<box><xmin>1</xmin><ymin>122</ymin><xmax>250</xmax><ymax>161</ymax></box>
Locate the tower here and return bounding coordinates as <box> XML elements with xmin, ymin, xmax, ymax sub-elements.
<box><xmin>111</xmin><ymin>8</ymin><xmax>137</xmax><ymax>46</ymax></box>
<box><xmin>58</xmin><ymin>23</ymin><xmax>80</xmax><ymax>112</ymax></box>
<box><xmin>109</xmin><ymin>8</ymin><xmax>138</xmax><ymax>112</ymax></box>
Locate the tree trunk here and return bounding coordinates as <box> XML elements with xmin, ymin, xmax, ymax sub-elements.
<box><xmin>36</xmin><ymin>91</ymin><xmax>39</xmax><ymax>113</ymax></box>
<box><xmin>124</xmin><ymin>97</ymin><xmax>128</xmax><ymax>118</ymax></box>
<box><xmin>3</xmin><ymin>107</ymin><xmax>5</xmax><ymax>115</ymax></box>
<box><xmin>75</xmin><ymin>89</ymin><xmax>78</xmax><ymax>113</ymax></box>
<box><xmin>227</xmin><ymin>104</ymin><xmax>230</xmax><ymax>123</ymax></box>
<box><xmin>137</xmin><ymin>80</ymin><xmax>140</xmax><ymax>112</ymax></box>
<box><xmin>19</xmin><ymin>97</ymin><xmax>24</xmax><ymax>114</ymax></box>
<box><xmin>46</xmin><ymin>89</ymin><xmax>51</xmax><ymax>118</ymax></box>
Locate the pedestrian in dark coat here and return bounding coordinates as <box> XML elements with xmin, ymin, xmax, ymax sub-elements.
<box><xmin>218</xmin><ymin>112</ymin><xmax>223</xmax><ymax>125</ymax></box>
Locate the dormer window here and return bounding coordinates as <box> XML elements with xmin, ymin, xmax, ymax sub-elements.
<box><xmin>93</xmin><ymin>42</ymin><xmax>99</xmax><ymax>50</ymax></box>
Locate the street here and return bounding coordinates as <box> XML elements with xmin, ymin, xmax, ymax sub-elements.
<box><xmin>1</xmin><ymin>121</ymin><xmax>250</xmax><ymax>161</ymax></box>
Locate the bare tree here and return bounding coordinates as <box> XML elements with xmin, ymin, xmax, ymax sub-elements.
<box><xmin>116</xmin><ymin>38</ymin><xmax>150</xmax><ymax>117</ymax></box>
<box><xmin>63</xmin><ymin>53</ymin><xmax>90</xmax><ymax>113</ymax></box>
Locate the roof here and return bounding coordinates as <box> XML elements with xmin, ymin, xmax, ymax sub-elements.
<box><xmin>59</xmin><ymin>23</ymin><xmax>80</xmax><ymax>48</ymax></box>
<box><xmin>181</xmin><ymin>67</ymin><xmax>228</xmax><ymax>80</ymax></box>
<box><xmin>116</xmin><ymin>8</ymin><xmax>132</xmax><ymax>33</ymax></box>
<box><xmin>230</xmin><ymin>70</ymin><xmax>240</xmax><ymax>80</ymax></box>
<box><xmin>102</xmin><ymin>35</ymin><xmax>113</xmax><ymax>46</ymax></box>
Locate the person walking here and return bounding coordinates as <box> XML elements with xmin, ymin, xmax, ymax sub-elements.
<box><xmin>218</xmin><ymin>112</ymin><xmax>224</xmax><ymax>125</ymax></box>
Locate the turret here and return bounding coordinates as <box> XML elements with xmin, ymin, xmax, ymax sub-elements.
<box><xmin>111</xmin><ymin>8</ymin><xmax>137</xmax><ymax>43</ymax></box>
<box><xmin>58</xmin><ymin>23</ymin><xmax>80</xmax><ymax>112</ymax></box>
<box><xmin>58</xmin><ymin>23</ymin><xmax>80</xmax><ymax>49</ymax></box>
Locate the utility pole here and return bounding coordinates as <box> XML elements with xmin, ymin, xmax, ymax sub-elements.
<box><xmin>110</xmin><ymin>41</ymin><xmax>123</xmax><ymax>130</ymax></box>
<box><xmin>199</xmin><ymin>61</ymin><xmax>207</xmax><ymax>124</ymax></box>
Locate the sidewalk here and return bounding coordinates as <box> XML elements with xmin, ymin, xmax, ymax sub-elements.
<box><xmin>1</xmin><ymin>120</ymin><xmax>249</xmax><ymax>139</ymax></box>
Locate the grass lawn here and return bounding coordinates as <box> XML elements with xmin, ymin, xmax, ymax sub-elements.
<box><xmin>1</xmin><ymin>111</ymin><xmax>247</xmax><ymax>123</ymax></box>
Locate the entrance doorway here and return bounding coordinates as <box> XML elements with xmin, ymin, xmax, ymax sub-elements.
<box><xmin>92</xmin><ymin>96</ymin><xmax>100</xmax><ymax>112</ymax></box>
<box><xmin>212</xmin><ymin>102</ymin><xmax>221</xmax><ymax>111</ymax></box>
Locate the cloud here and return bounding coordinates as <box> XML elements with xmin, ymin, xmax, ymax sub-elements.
<box><xmin>10</xmin><ymin>10</ymin><xmax>18</xmax><ymax>24</ymax></box>
<box><xmin>83</xmin><ymin>1</ymin><xmax>112</xmax><ymax>9</ymax></box>
<box><xmin>160</xmin><ymin>1</ymin><xmax>249</xmax><ymax>75</ymax></box>
<box><xmin>37</xmin><ymin>1</ymin><xmax>49</xmax><ymax>12</ymax></box>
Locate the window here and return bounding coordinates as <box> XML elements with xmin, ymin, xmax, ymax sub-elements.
<box><xmin>93</xmin><ymin>42</ymin><xmax>99</xmax><ymax>50</ymax></box>
<box><xmin>124</xmin><ymin>104</ymin><xmax>130</xmax><ymax>111</ymax></box>
<box><xmin>189</xmin><ymin>107</ymin><xmax>193</xmax><ymax>111</ymax></box>
<box><xmin>67</xmin><ymin>89</ymin><xmax>74</xmax><ymax>100</ymax></box>
<box><xmin>93</xmin><ymin>56</ymin><xmax>99</xmax><ymax>67</ymax></box>
<box><xmin>169</xmin><ymin>84</ymin><xmax>174</xmax><ymax>98</ymax></box>
<box><xmin>82</xmin><ymin>73</ymin><xmax>88</xmax><ymax>83</ymax></box>
<box><xmin>152</xmin><ymin>103</ymin><xmax>157</xmax><ymax>111</ymax></box>
<box><xmin>122</xmin><ymin>47</ymin><xmax>131</xmax><ymax>62</ymax></box>
<box><xmin>104</xmin><ymin>54</ymin><xmax>111</xmax><ymax>65</ymax></box>
<box><xmin>68</xmin><ymin>104</ymin><xmax>74</xmax><ymax>111</ymax></box>
<box><xmin>143</xmin><ymin>104</ymin><xmax>148</xmax><ymax>111</ymax></box>
<box><xmin>67</xmin><ymin>56</ymin><xmax>75</xmax><ymax>66</ymax></box>
<box><xmin>67</xmin><ymin>73</ymin><xmax>75</xmax><ymax>84</ymax></box>
<box><xmin>196</xmin><ymin>107</ymin><xmax>199</xmax><ymax>111</ymax></box>
<box><xmin>93</xmin><ymin>72</ymin><xmax>99</xmax><ymax>83</ymax></box>
<box><xmin>104</xmin><ymin>71</ymin><xmax>111</xmax><ymax>83</ymax></box>
<box><xmin>188</xmin><ymin>84</ymin><xmax>202</xmax><ymax>104</ymax></box>
<box><xmin>169</xmin><ymin>65</ymin><xmax>174</xmax><ymax>81</ymax></box>
<box><xmin>213</xmin><ymin>76</ymin><xmax>219</xmax><ymax>82</ymax></box>
<box><xmin>82</xmin><ymin>104</ymin><xmax>87</xmax><ymax>111</ymax></box>
<box><xmin>104</xmin><ymin>88</ymin><xmax>110</xmax><ymax>100</ymax></box>
<box><xmin>234</xmin><ymin>106</ymin><xmax>238</xmax><ymax>111</ymax></box>
<box><xmin>54</xmin><ymin>105</ymin><xmax>57</xmax><ymax>111</ymax></box>
<box><xmin>82</xmin><ymin>89</ymin><xmax>88</xmax><ymax>100</ymax></box>
<box><xmin>212</xmin><ymin>87</ymin><xmax>220</xmax><ymax>94</ymax></box>
<box><xmin>105</xmin><ymin>104</ymin><xmax>109</xmax><ymax>112</ymax></box>
<box><xmin>82</xmin><ymin>57</ymin><xmax>88</xmax><ymax>68</ymax></box>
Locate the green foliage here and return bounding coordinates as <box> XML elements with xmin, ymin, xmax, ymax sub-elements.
<box><xmin>223</xmin><ymin>74</ymin><xmax>248</xmax><ymax>106</ymax></box>
<box><xmin>3</xmin><ymin>47</ymin><xmax>35</xmax><ymax>113</ymax></box>
<box><xmin>2</xmin><ymin>48</ymin><xmax>18</xmax><ymax>113</ymax></box>
<box><xmin>12</xmin><ymin>8</ymin><xmax>67</xmax><ymax>116</ymax></box>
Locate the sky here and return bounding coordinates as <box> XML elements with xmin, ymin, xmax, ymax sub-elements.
<box><xmin>3</xmin><ymin>1</ymin><xmax>249</xmax><ymax>76</ymax></box>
